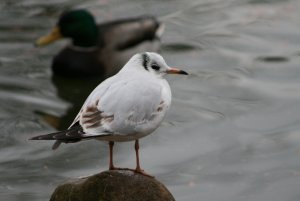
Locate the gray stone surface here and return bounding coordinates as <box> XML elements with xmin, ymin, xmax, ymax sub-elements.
<box><xmin>50</xmin><ymin>170</ymin><xmax>176</xmax><ymax>201</ymax></box>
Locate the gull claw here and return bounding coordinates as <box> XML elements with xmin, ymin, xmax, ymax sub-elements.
<box><xmin>134</xmin><ymin>168</ymin><xmax>154</xmax><ymax>178</ymax></box>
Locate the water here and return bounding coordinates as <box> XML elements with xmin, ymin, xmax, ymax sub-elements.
<box><xmin>1</xmin><ymin>0</ymin><xmax>300</xmax><ymax>200</ymax></box>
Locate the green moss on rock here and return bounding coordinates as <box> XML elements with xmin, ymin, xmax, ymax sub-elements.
<box><xmin>50</xmin><ymin>170</ymin><xmax>175</xmax><ymax>201</ymax></box>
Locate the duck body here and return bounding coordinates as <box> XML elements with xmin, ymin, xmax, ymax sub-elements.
<box><xmin>52</xmin><ymin>47</ymin><xmax>104</xmax><ymax>76</ymax></box>
<box><xmin>36</xmin><ymin>10</ymin><xmax>163</xmax><ymax>77</ymax></box>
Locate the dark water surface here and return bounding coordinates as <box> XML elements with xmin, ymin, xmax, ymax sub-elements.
<box><xmin>1</xmin><ymin>0</ymin><xmax>300</xmax><ymax>200</ymax></box>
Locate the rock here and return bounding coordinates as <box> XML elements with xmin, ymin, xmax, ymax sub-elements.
<box><xmin>50</xmin><ymin>170</ymin><xmax>175</xmax><ymax>201</ymax></box>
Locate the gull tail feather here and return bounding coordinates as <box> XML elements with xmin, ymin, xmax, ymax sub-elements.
<box><xmin>29</xmin><ymin>125</ymin><xmax>84</xmax><ymax>150</ymax></box>
<box><xmin>52</xmin><ymin>141</ymin><xmax>62</xmax><ymax>150</ymax></box>
<box><xmin>29</xmin><ymin>123</ymin><xmax>112</xmax><ymax>150</ymax></box>
<box><xmin>29</xmin><ymin>125</ymin><xmax>83</xmax><ymax>141</ymax></box>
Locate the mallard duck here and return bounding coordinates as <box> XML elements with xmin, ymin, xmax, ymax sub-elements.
<box><xmin>35</xmin><ymin>9</ymin><xmax>164</xmax><ymax>77</ymax></box>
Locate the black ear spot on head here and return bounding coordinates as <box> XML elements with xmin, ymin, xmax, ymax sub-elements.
<box><xmin>142</xmin><ymin>53</ymin><xmax>149</xmax><ymax>71</ymax></box>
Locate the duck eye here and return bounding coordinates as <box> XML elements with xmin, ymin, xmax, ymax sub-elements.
<box><xmin>151</xmin><ymin>63</ymin><xmax>160</xmax><ymax>71</ymax></box>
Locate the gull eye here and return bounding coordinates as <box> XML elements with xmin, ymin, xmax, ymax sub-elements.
<box><xmin>151</xmin><ymin>63</ymin><xmax>160</xmax><ymax>71</ymax></box>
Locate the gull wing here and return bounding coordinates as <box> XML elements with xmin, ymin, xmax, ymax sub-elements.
<box><xmin>75</xmin><ymin>76</ymin><xmax>170</xmax><ymax>136</ymax></box>
<box><xmin>44</xmin><ymin>74</ymin><xmax>170</xmax><ymax>149</ymax></box>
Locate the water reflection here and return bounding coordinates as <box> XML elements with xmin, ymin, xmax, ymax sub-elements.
<box><xmin>256</xmin><ymin>56</ymin><xmax>289</xmax><ymax>62</ymax></box>
<box><xmin>50</xmin><ymin>75</ymin><xmax>104</xmax><ymax>129</ymax></box>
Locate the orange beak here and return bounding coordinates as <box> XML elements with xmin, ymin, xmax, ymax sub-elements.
<box><xmin>35</xmin><ymin>26</ymin><xmax>62</xmax><ymax>47</ymax></box>
<box><xmin>166</xmin><ymin>67</ymin><xmax>188</xmax><ymax>75</ymax></box>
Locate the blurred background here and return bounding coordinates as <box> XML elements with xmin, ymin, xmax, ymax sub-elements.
<box><xmin>1</xmin><ymin>0</ymin><xmax>300</xmax><ymax>200</ymax></box>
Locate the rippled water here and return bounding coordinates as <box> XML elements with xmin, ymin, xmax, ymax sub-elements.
<box><xmin>1</xmin><ymin>0</ymin><xmax>300</xmax><ymax>200</ymax></box>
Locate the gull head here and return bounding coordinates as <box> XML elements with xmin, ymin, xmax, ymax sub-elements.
<box><xmin>122</xmin><ymin>52</ymin><xmax>188</xmax><ymax>78</ymax></box>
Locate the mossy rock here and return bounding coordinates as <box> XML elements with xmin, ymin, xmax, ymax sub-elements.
<box><xmin>50</xmin><ymin>170</ymin><xmax>175</xmax><ymax>201</ymax></box>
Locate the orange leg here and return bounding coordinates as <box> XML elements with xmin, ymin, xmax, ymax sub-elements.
<box><xmin>108</xmin><ymin>140</ymin><xmax>153</xmax><ymax>177</ymax></box>
<box><xmin>134</xmin><ymin>140</ymin><xmax>153</xmax><ymax>177</ymax></box>
<box><xmin>109</xmin><ymin>141</ymin><xmax>115</xmax><ymax>170</ymax></box>
<box><xmin>135</xmin><ymin>140</ymin><xmax>142</xmax><ymax>171</ymax></box>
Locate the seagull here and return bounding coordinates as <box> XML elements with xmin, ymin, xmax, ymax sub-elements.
<box><xmin>30</xmin><ymin>52</ymin><xmax>188</xmax><ymax>176</ymax></box>
<box><xmin>35</xmin><ymin>9</ymin><xmax>164</xmax><ymax>77</ymax></box>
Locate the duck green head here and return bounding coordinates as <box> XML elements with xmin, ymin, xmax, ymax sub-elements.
<box><xmin>35</xmin><ymin>10</ymin><xmax>98</xmax><ymax>48</ymax></box>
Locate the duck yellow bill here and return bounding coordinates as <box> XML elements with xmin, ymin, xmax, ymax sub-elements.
<box><xmin>35</xmin><ymin>26</ymin><xmax>62</xmax><ymax>46</ymax></box>
<box><xmin>166</xmin><ymin>67</ymin><xmax>188</xmax><ymax>75</ymax></box>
